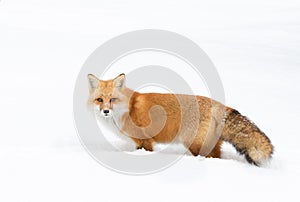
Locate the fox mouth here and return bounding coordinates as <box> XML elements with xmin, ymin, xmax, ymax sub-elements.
<box><xmin>102</xmin><ymin>112</ymin><xmax>113</xmax><ymax>118</ymax></box>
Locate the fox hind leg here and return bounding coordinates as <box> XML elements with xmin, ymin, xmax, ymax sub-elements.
<box><xmin>182</xmin><ymin>118</ymin><xmax>222</xmax><ymax>158</ymax></box>
<box><xmin>187</xmin><ymin>140</ymin><xmax>222</xmax><ymax>158</ymax></box>
<box><xmin>206</xmin><ymin>140</ymin><xmax>222</xmax><ymax>158</ymax></box>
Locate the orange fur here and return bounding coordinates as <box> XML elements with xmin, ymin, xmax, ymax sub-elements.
<box><xmin>87</xmin><ymin>74</ymin><xmax>273</xmax><ymax>165</ymax></box>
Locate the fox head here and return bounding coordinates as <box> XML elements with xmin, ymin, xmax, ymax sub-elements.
<box><xmin>87</xmin><ymin>73</ymin><xmax>127</xmax><ymax>118</ymax></box>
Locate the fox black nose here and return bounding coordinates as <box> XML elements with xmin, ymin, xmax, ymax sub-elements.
<box><xmin>103</xmin><ymin>109</ymin><xmax>109</xmax><ymax>114</ymax></box>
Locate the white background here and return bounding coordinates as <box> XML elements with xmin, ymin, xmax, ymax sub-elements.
<box><xmin>1</xmin><ymin>0</ymin><xmax>300</xmax><ymax>201</ymax></box>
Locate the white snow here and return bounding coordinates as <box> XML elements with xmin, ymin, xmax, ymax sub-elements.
<box><xmin>1</xmin><ymin>0</ymin><xmax>300</xmax><ymax>201</ymax></box>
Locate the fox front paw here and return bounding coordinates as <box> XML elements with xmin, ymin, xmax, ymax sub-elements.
<box><xmin>136</xmin><ymin>146</ymin><xmax>143</xmax><ymax>150</ymax></box>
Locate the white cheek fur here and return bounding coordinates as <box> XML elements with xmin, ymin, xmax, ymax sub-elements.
<box><xmin>93</xmin><ymin>103</ymin><xmax>128</xmax><ymax>132</ymax></box>
<box><xmin>93</xmin><ymin>103</ymin><xmax>132</xmax><ymax>144</ymax></box>
<box><xmin>112</xmin><ymin>103</ymin><xmax>129</xmax><ymax>129</ymax></box>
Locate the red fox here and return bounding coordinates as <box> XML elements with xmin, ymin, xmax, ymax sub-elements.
<box><xmin>87</xmin><ymin>73</ymin><xmax>273</xmax><ymax>166</ymax></box>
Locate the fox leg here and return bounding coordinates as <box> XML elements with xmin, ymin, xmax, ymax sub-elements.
<box><xmin>206</xmin><ymin>140</ymin><xmax>222</xmax><ymax>158</ymax></box>
<box><xmin>182</xmin><ymin>118</ymin><xmax>222</xmax><ymax>158</ymax></box>
<box><xmin>188</xmin><ymin>143</ymin><xmax>201</xmax><ymax>156</ymax></box>
<box><xmin>141</xmin><ymin>139</ymin><xmax>154</xmax><ymax>151</ymax></box>
<box><xmin>187</xmin><ymin>139</ymin><xmax>222</xmax><ymax>158</ymax></box>
<box><xmin>181</xmin><ymin>132</ymin><xmax>204</xmax><ymax>156</ymax></box>
<box><xmin>131</xmin><ymin>138</ymin><xmax>154</xmax><ymax>151</ymax></box>
<box><xmin>131</xmin><ymin>138</ymin><xmax>143</xmax><ymax>149</ymax></box>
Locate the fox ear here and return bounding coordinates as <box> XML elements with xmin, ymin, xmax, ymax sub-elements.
<box><xmin>87</xmin><ymin>74</ymin><xmax>99</xmax><ymax>90</ymax></box>
<box><xmin>113</xmin><ymin>73</ymin><xmax>125</xmax><ymax>88</ymax></box>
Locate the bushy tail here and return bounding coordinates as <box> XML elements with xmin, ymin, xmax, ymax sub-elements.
<box><xmin>221</xmin><ymin>109</ymin><xmax>273</xmax><ymax>166</ymax></box>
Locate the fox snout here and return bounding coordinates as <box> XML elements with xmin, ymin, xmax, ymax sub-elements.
<box><xmin>102</xmin><ymin>108</ymin><xmax>112</xmax><ymax>117</ymax></box>
<box><xmin>100</xmin><ymin>102</ymin><xmax>113</xmax><ymax>117</ymax></box>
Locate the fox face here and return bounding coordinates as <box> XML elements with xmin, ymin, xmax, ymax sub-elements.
<box><xmin>87</xmin><ymin>73</ymin><xmax>127</xmax><ymax>118</ymax></box>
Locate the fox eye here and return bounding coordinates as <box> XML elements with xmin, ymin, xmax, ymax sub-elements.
<box><xmin>96</xmin><ymin>98</ymin><xmax>103</xmax><ymax>102</ymax></box>
<box><xmin>110</xmin><ymin>98</ymin><xmax>117</xmax><ymax>102</ymax></box>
